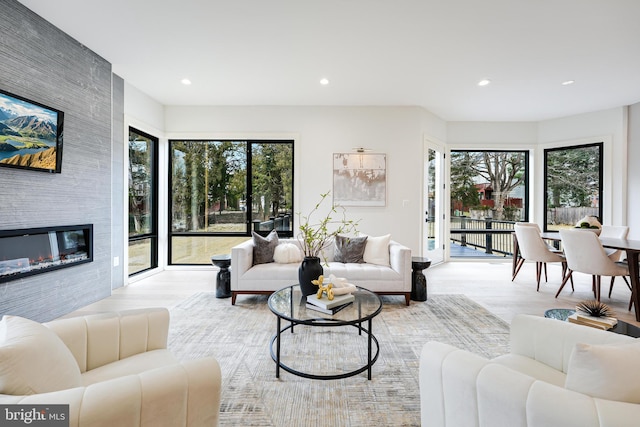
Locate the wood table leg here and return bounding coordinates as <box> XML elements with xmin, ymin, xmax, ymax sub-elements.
<box><xmin>626</xmin><ymin>250</ymin><xmax>640</xmax><ymax>322</ymax></box>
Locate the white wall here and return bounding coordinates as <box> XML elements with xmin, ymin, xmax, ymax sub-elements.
<box><xmin>420</xmin><ymin>108</ymin><xmax>448</xmax><ymax>143</ymax></box>
<box><xmin>447</xmin><ymin>121</ymin><xmax>538</xmax><ymax>146</ymax></box>
<box><xmin>164</xmin><ymin>106</ymin><xmax>434</xmax><ymax>252</ymax></box>
<box><xmin>627</xmin><ymin>102</ymin><xmax>640</xmax><ymax>239</ymax></box>
<box><xmin>124</xmin><ymin>82</ymin><xmax>165</xmax><ymax>132</ymax></box>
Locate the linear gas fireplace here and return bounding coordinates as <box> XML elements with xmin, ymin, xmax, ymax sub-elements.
<box><xmin>0</xmin><ymin>224</ymin><xmax>93</xmax><ymax>283</ymax></box>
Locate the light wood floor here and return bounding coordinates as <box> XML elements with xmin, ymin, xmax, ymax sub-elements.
<box><xmin>65</xmin><ymin>260</ymin><xmax>640</xmax><ymax>326</ymax></box>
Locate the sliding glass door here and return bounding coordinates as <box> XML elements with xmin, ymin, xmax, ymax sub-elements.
<box><xmin>168</xmin><ymin>139</ymin><xmax>294</xmax><ymax>264</ymax></box>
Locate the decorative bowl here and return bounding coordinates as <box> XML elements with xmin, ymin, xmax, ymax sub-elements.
<box><xmin>544</xmin><ymin>308</ymin><xmax>575</xmax><ymax>321</ymax></box>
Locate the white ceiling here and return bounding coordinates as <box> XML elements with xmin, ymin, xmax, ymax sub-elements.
<box><xmin>16</xmin><ymin>0</ymin><xmax>640</xmax><ymax>122</ymax></box>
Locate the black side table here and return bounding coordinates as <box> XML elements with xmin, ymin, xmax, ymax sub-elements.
<box><xmin>411</xmin><ymin>256</ymin><xmax>431</xmax><ymax>301</ymax></box>
<box><xmin>211</xmin><ymin>254</ymin><xmax>231</xmax><ymax>298</ymax></box>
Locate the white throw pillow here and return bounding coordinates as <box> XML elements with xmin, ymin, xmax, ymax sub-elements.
<box><xmin>0</xmin><ymin>315</ymin><xmax>82</xmax><ymax>395</ymax></box>
<box><xmin>362</xmin><ymin>234</ymin><xmax>391</xmax><ymax>266</ymax></box>
<box><xmin>565</xmin><ymin>341</ymin><xmax>640</xmax><ymax>403</ymax></box>
<box><xmin>273</xmin><ymin>243</ymin><xmax>303</xmax><ymax>264</ymax></box>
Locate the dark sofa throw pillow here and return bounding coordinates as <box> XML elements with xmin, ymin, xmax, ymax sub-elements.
<box><xmin>253</xmin><ymin>230</ymin><xmax>279</xmax><ymax>265</ymax></box>
<box><xmin>334</xmin><ymin>235</ymin><xmax>368</xmax><ymax>263</ymax></box>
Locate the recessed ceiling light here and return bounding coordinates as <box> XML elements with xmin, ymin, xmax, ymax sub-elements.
<box><xmin>562</xmin><ymin>80</ymin><xmax>575</xmax><ymax>86</ymax></box>
<box><xmin>320</xmin><ymin>78</ymin><xmax>329</xmax><ymax>85</ymax></box>
<box><xmin>477</xmin><ymin>79</ymin><xmax>491</xmax><ymax>86</ymax></box>
<box><xmin>181</xmin><ymin>78</ymin><xmax>192</xmax><ymax>85</ymax></box>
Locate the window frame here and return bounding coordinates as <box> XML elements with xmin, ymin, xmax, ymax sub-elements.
<box><xmin>128</xmin><ymin>127</ymin><xmax>159</xmax><ymax>276</ymax></box>
<box><xmin>167</xmin><ymin>139</ymin><xmax>294</xmax><ymax>265</ymax></box>
<box><xmin>543</xmin><ymin>142</ymin><xmax>604</xmax><ymax>232</ymax></box>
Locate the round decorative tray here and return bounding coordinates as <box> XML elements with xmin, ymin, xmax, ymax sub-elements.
<box><xmin>544</xmin><ymin>308</ymin><xmax>576</xmax><ymax>321</ymax></box>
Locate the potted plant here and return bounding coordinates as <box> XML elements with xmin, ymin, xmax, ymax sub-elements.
<box><xmin>296</xmin><ymin>191</ymin><xmax>358</xmax><ymax>295</ymax></box>
<box><xmin>574</xmin><ymin>215</ymin><xmax>602</xmax><ymax>235</ymax></box>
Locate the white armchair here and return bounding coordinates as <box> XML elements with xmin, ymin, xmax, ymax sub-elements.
<box><xmin>420</xmin><ymin>314</ymin><xmax>640</xmax><ymax>427</ymax></box>
<box><xmin>0</xmin><ymin>308</ymin><xmax>221</xmax><ymax>427</ymax></box>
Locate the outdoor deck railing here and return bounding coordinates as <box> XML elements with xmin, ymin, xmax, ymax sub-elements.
<box><xmin>253</xmin><ymin>213</ymin><xmax>292</xmax><ymax>233</ymax></box>
<box><xmin>449</xmin><ymin>217</ymin><xmax>516</xmax><ymax>257</ymax></box>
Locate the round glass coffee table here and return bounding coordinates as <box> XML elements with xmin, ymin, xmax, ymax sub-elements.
<box><xmin>268</xmin><ymin>284</ymin><xmax>382</xmax><ymax>380</ymax></box>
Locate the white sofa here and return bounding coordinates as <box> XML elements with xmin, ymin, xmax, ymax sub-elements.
<box><xmin>419</xmin><ymin>314</ymin><xmax>640</xmax><ymax>427</ymax></box>
<box><xmin>231</xmin><ymin>237</ymin><xmax>412</xmax><ymax>305</ymax></box>
<box><xmin>0</xmin><ymin>308</ymin><xmax>221</xmax><ymax>427</ymax></box>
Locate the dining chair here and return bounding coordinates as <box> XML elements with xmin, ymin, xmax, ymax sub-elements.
<box><xmin>516</xmin><ymin>221</ymin><xmax>541</xmax><ymax>232</ymax></box>
<box><xmin>513</xmin><ymin>223</ymin><xmax>568</xmax><ymax>290</ymax></box>
<box><xmin>599</xmin><ymin>225</ymin><xmax>631</xmax><ymax>297</ymax></box>
<box><xmin>600</xmin><ymin>225</ymin><xmax>630</xmax><ymax>261</ymax></box>
<box><xmin>515</xmin><ymin>221</ymin><xmax>559</xmax><ymax>249</ymax></box>
<box><xmin>557</xmin><ymin>228</ymin><xmax>630</xmax><ymax>302</ymax></box>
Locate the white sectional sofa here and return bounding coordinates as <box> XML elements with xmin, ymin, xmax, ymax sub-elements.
<box><xmin>420</xmin><ymin>314</ymin><xmax>640</xmax><ymax>427</ymax></box>
<box><xmin>231</xmin><ymin>237</ymin><xmax>412</xmax><ymax>305</ymax></box>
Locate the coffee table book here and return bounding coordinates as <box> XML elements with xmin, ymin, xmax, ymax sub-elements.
<box><xmin>305</xmin><ymin>301</ymin><xmax>353</xmax><ymax>315</ymax></box>
<box><xmin>306</xmin><ymin>293</ymin><xmax>355</xmax><ymax>309</ymax></box>
<box><xmin>568</xmin><ymin>313</ymin><xmax>618</xmax><ymax>330</ymax></box>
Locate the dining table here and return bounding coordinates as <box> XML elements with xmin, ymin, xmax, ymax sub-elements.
<box><xmin>512</xmin><ymin>231</ymin><xmax>640</xmax><ymax>322</ymax></box>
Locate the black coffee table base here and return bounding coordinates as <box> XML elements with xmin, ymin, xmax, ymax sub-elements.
<box><xmin>268</xmin><ymin>285</ymin><xmax>383</xmax><ymax>380</ymax></box>
<box><xmin>270</xmin><ymin>318</ymin><xmax>380</xmax><ymax>380</ymax></box>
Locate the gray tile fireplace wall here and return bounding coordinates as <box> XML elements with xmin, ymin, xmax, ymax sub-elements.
<box><xmin>0</xmin><ymin>0</ymin><xmax>118</xmax><ymax>321</ymax></box>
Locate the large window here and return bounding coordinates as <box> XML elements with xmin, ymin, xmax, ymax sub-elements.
<box><xmin>169</xmin><ymin>140</ymin><xmax>293</xmax><ymax>264</ymax></box>
<box><xmin>449</xmin><ymin>150</ymin><xmax>529</xmax><ymax>257</ymax></box>
<box><xmin>128</xmin><ymin>128</ymin><xmax>158</xmax><ymax>275</ymax></box>
<box><xmin>544</xmin><ymin>143</ymin><xmax>603</xmax><ymax>231</ymax></box>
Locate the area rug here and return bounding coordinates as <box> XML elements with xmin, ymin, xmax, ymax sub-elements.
<box><xmin>167</xmin><ymin>293</ymin><xmax>510</xmax><ymax>427</ymax></box>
